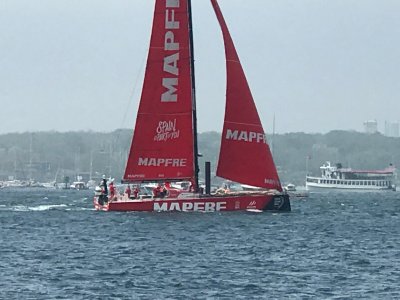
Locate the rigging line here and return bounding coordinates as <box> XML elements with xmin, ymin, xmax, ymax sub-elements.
<box><xmin>119</xmin><ymin>50</ymin><xmax>148</xmax><ymax>131</ymax></box>
<box><xmin>113</xmin><ymin>49</ymin><xmax>148</xmax><ymax>151</ymax></box>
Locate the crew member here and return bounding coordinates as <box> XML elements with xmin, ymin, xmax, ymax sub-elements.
<box><xmin>153</xmin><ymin>184</ymin><xmax>161</xmax><ymax>198</ymax></box>
<box><xmin>125</xmin><ymin>185</ymin><xmax>131</xmax><ymax>198</ymax></box>
<box><xmin>100</xmin><ymin>175</ymin><xmax>108</xmax><ymax>196</ymax></box>
<box><xmin>133</xmin><ymin>186</ymin><xmax>139</xmax><ymax>199</ymax></box>
<box><xmin>109</xmin><ymin>181</ymin><xmax>116</xmax><ymax>200</ymax></box>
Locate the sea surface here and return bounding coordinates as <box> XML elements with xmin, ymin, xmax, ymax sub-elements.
<box><xmin>1</xmin><ymin>188</ymin><xmax>400</xmax><ymax>299</ymax></box>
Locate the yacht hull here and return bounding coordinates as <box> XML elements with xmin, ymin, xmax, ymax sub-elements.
<box><xmin>94</xmin><ymin>192</ymin><xmax>290</xmax><ymax>212</ymax></box>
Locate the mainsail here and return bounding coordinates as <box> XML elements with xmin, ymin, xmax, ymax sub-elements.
<box><xmin>124</xmin><ymin>0</ymin><xmax>195</xmax><ymax>182</ymax></box>
<box><xmin>211</xmin><ymin>0</ymin><xmax>282</xmax><ymax>190</ymax></box>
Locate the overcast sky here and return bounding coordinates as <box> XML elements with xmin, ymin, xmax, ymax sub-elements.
<box><xmin>1</xmin><ymin>0</ymin><xmax>399</xmax><ymax>134</ymax></box>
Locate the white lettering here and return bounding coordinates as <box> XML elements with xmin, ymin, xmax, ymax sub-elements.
<box><xmin>165</xmin><ymin>10</ymin><xmax>179</xmax><ymax>29</ymax></box>
<box><xmin>162</xmin><ymin>0</ymin><xmax>180</xmax><ymax>103</ymax></box>
<box><xmin>204</xmin><ymin>202</ymin><xmax>216</xmax><ymax>211</ymax></box>
<box><xmin>238</xmin><ymin>131</ymin><xmax>248</xmax><ymax>142</ymax></box>
<box><xmin>225</xmin><ymin>129</ymin><xmax>267</xmax><ymax>144</ymax></box>
<box><xmin>194</xmin><ymin>202</ymin><xmax>204</xmax><ymax>211</ymax></box>
<box><xmin>153</xmin><ymin>201</ymin><xmax>227</xmax><ymax>212</ymax></box>
<box><xmin>166</xmin><ymin>0</ymin><xmax>179</xmax><ymax>9</ymax></box>
<box><xmin>257</xmin><ymin>133</ymin><xmax>265</xmax><ymax>143</ymax></box>
<box><xmin>154</xmin><ymin>202</ymin><xmax>168</xmax><ymax>211</ymax></box>
<box><xmin>226</xmin><ymin>129</ymin><xmax>238</xmax><ymax>140</ymax></box>
<box><xmin>182</xmin><ymin>202</ymin><xmax>193</xmax><ymax>211</ymax></box>
<box><xmin>249</xmin><ymin>131</ymin><xmax>257</xmax><ymax>142</ymax></box>
<box><xmin>138</xmin><ymin>157</ymin><xmax>186</xmax><ymax>167</ymax></box>
<box><xmin>216</xmin><ymin>202</ymin><xmax>227</xmax><ymax>211</ymax></box>
<box><xmin>138</xmin><ymin>157</ymin><xmax>148</xmax><ymax>166</ymax></box>
<box><xmin>169</xmin><ymin>202</ymin><xmax>181</xmax><ymax>211</ymax></box>
<box><xmin>154</xmin><ymin>119</ymin><xmax>180</xmax><ymax>141</ymax></box>
<box><xmin>164</xmin><ymin>53</ymin><xmax>179</xmax><ymax>75</ymax></box>
<box><xmin>161</xmin><ymin>78</ymin><xmax>178</xmax><ymax>102</ymax></box>
<box><xmin>165</xmin><ymin>31</ymin><xmax>179</xmax><ymax>51</ymax></box>
<box><xmin>148</xmin><ymin>158</ymin><xmax>156</xmax><ymax>166</ymax></box>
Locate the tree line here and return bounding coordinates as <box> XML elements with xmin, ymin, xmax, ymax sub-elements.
<box><xmin>0</xmin><ymin>130</ymin><xmax>398</xmax><ymax>185</ymax></box>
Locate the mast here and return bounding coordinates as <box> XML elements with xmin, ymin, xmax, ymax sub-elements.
<box><xmin>187</xmin><ymin>0</ymin><xmax>200</xmax><ymax>191</ymax></box>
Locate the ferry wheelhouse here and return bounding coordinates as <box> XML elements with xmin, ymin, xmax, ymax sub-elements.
<box><xmin>306</xmin><ymin>161</ymin><xmax>396</xmax><ymax>191</ymax></box>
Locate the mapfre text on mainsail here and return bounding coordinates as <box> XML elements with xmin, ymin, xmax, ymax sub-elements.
<box><xmin>162</xmin><ymin>0</ymin><xmax>180</xmax><ymax>102</ymax></box>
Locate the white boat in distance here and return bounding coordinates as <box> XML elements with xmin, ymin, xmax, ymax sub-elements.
<box><xmin>306</xmin><ymin>161</ymin><xmax>396</xmax><ymax>191</ymax></box>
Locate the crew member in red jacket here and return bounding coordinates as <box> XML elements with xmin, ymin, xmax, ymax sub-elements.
<box><xmin>133</xmin><ymin>186</ymin><xmax>139</xmax><ymax>199</ymax></box>
<box><xmin>125</xmin><ymin>185</ymin><xmax>131</xmax><ymax>198</ymax></box>
<box><xmin>109</xmin><ymin>181</ymin><xmax>116</xmax><ymax>200</ymax></box>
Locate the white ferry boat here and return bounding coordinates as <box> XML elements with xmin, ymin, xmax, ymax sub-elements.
<box><xmin>306</xmin><ymin>161</ymin><xmax>396</xmax><ymax>191</ymax></box>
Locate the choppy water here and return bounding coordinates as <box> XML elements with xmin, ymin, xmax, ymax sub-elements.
<box><xmin>1</xmin><ymin>188</ymin><xmax>400</xmax><ymax>299</ymax></box>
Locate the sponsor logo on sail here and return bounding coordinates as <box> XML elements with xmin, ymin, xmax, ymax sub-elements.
<box><xmin>154</xmin><ymin>201</ymin><xmax>227</xmax><ymax>212</ymax></box>
<box><xmin>162</xmin><ymin>0</ymin><xmax>180</xmax><ymax>103</ymax></box>
<box><xmin>138</xmin><ymin>157</ymin><xmax>187</xmax><ymax>167</ymax></box>
<box><xmin>154</xmin><ymin>119</ymin><xmax>180</xmax><ymax>141</ymax></box>
<box><xmin>225</xmin><ymin>129</ymin><xmax>267</xmax><ymax>144</ymax></box>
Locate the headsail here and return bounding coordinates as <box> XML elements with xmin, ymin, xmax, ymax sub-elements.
<box><xmin>124</xmin><ymin>0</ymin><xmax>195</xmax><ymax>182</ymax></box>
<box><xmin>211</xmin><ymin>0</ymin><xmax>282</xmax><ymax>191</ymax></box>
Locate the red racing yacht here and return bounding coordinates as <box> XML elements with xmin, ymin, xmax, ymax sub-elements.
<box><xmin>94</xmin><ymin>0</ymin><xmax>290</xmax><ymax>212</ymax></box>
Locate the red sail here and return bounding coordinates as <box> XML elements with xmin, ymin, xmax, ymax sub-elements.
<box><xmin>211</xmin><ymin>0</ymin><xmax>282</xmax><ymax>191</ymax></box>
<box><xmin>124</xmin><ymin>0</ymin><xmax>195</xmax><ymax>182</ymax></box>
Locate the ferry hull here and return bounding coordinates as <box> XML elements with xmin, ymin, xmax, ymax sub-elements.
<box><xmin>306</xmin><ymin>182</ymin><xmax>395</xmax><ymax>191</ymax></box>
<box><xmin>94</xmin><ymin>193</ymin><xmax>290</xmax><ymax>212</ymax></box>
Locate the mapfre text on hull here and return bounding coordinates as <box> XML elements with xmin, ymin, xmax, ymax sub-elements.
<box><xmin>94</xmin><ymin>192</ymin><xmax>290</xmax><ymax>212</ymax></box>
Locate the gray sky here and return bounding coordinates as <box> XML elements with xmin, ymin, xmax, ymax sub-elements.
<box><xmin>1</xmin><ymin>0</ymin><xmax>399</xmax><ymax>134</ymax></box>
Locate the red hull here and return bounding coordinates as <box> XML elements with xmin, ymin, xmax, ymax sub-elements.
<box><xmin>94</xmin><ymin>192</ymin><xmax>290</xmax><ymax>212</ymax></box>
